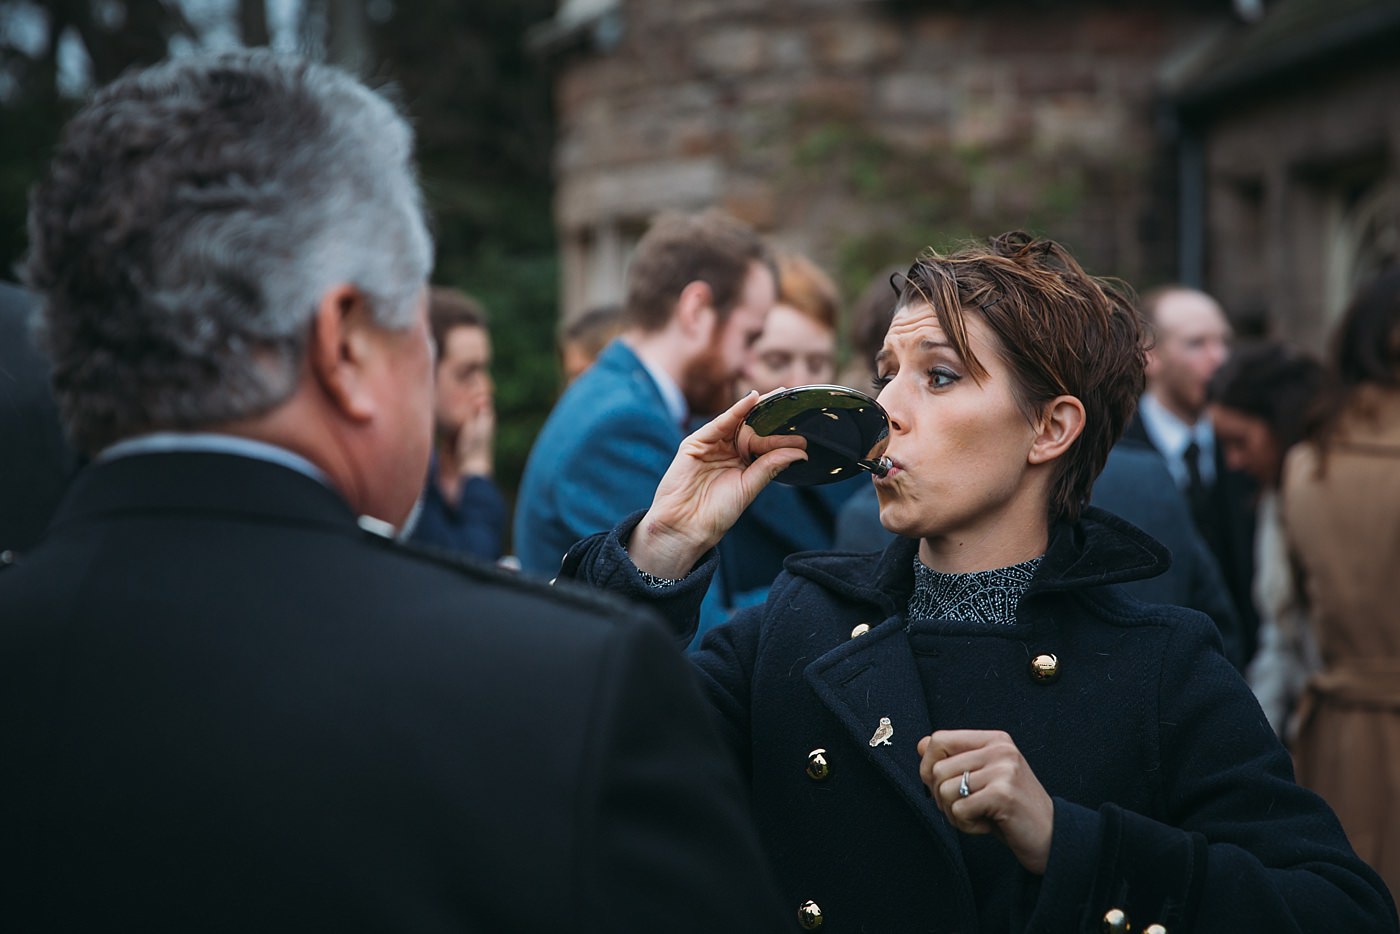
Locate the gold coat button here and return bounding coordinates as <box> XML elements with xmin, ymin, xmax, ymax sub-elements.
<box><xmin>1101</xmin><ymin>908</ymin><xmax>1129</xmax><ymax>933</ymax></box>
<box><xmin>850</xmin><ymin>623</ymin><xmax>871</xmax><ymax>638</ymax></box>
<box><xmin>798</xmin><ymin>900</ymin><xmax>824</xmax><ymax>929</ymax></box>
<box><xmin>1144</xmin><ymin>926</ymin><xmax>1168</xmax><ymax>934</ymax></box>
<box><xmin>1029</xmin><ymin>652</ymin><xmax>1060</xmax><ymax>683</ymax></box>
<box><xmin>805</xmin><ymin>748</ymin><xmax>830</xmax><ymax>781</ymax></box>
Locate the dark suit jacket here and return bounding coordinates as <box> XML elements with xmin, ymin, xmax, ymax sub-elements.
<box><xmin>1093</xmin><ymin>445</ymin><xmax>1244</xmax><ymax>668</ymax></box>
<box><xmin>0</xmin><ymin>451</ymin><xmax>784</xmax><ymax>932</ymax></box>
<box><xmin>0</xmin><ymin>282</ymin><xmax>78</xmax><ymax>555</ymax></box>
<box><xmin>1119</xmin><ymin>414</ymin><xmax>1259</xmax><ymax>662</ymax></box>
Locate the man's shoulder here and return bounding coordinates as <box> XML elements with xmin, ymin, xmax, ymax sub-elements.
<box><xmin>1118</xmin><ymin>408</ymin><xmax>1157</xmax><ymax>451</ymax></box>
<box><xmin>362</xmin><ymin>533</ymin><xmax>662</xmax><ymax>637</ymax></box>
<box><xmin>552</xmin><ymin>358</ymin><xmax>666</xmax><ymax>425</ymax></box>
<box><xmin>526</xmin><ymin>359</ymin><xmax>674</xmax><ymax>469</ymax></box>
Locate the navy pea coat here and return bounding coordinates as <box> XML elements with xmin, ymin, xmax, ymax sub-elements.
<box><xmin>564</xmin><ymin>506</ymin><xmax>1397</xmax><ymax>933</ymax></box>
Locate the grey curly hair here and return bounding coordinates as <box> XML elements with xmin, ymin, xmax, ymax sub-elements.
<box><xmin>23</xmin><ymin>49</ymin><xmax>434</xmax><ymax>455</ymax></box>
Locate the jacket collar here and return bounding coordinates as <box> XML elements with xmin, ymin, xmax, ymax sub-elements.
<box><xmin>784</xmin><ymin>504</ymin><xmax>1169</xmax><ymax>611</ymax></box>
<box><xmin>593</xmin><ymin>339</ymin><xmax>681</xmax><ymax>426</ymax></box>
<box><xmin>49</xmin><ymin>451</ymin><xmax>359</xmax><ymax>536</ymax></box>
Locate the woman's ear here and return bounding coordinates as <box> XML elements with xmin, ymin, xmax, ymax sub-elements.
<box><xmin>1028</xmin><ymin>395</ymin><xmax>1086</xmax><ymax>465</ymax></box>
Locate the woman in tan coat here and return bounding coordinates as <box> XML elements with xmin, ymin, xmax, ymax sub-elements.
<box><xmin>1283</xmin><ymin>266</ymin><xmax>1400</xmax><ymax>896</ymax></box>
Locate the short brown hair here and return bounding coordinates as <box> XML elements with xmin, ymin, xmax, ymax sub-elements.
<box><xmin>899</xmin><ymin>232</ymin><xmax>1145</xmax><ymax>522</ymax></box>
<box><xmin>775</xmin><ymin>252</ymin><xmax>840</xmax><ymax>332</ymax></box>
<box><xmin>427</xmin><ymin>286</ymin><xmax>486</xmax><ymax>355</ymax></box>
<box><xmin>559</xmin><ymin>303</ymin><xmax>623</xmax><ymax>357</ymax></box>
<box><xmin>623</xmin><ymin>209</ymin><xmax>772</xmax><ymax>331</ymax></box>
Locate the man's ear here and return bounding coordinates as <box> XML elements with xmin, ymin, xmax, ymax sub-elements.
<box><xmin>1028</xmin><ymin>395</ymin><xmax>1086</xmax><ymax>465</ymax></box>
<box><xmin>1143</xmin><ymin>344</ymin><xmax>1162</xmax><ymax>381</ymax></box>
<box><xmin>308</xmin><ymin>284</ymin><xmax>377</xmax><ymax>423</ymax></box>
<box><xmin>675</xmin><ymin>280</ymin><xmax>717</xmax><ymax>342</ymax></box>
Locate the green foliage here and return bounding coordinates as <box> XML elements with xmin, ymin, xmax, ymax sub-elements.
<box><xmin>372</xmin><ymin>0</ymin><xmax>560</xmax><ymax>506</ymax></box>
<box><xmin>0</xmin><ymin>0</ymin><xmax>562</xmax><ymax>510</ymax></box>
<box><xmin>434</xmin><ymin>240</ymin><xmax>558</xmax><ymax>510</ymax></box>
<box><xmin>0</xmin><ymin>0</ymin><xmax>187</xmax><ymax>279</ymax></box>
<box><xmin>0</xmin><ymin>98</ymin><xmax>72</xmax><ymax>278</ymax></box>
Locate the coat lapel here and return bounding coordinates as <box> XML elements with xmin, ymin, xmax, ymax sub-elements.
<box><xmin>804</xmin><ymin>615</ymin><xmax>977</xmax><ymax>908</ymax></box>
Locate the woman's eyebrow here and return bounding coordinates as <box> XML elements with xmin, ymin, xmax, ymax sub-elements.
<box><xmin>875</xmin><ymin>338</ymin><xmax>954</xmax><ymax>367</ymax></box>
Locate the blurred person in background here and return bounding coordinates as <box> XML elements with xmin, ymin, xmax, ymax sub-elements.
<box><xmin>1207</xmin><ymin>343</ymin><xmax>1326</xmax><ymax>737</ymax></box>
<box><xmin>1</xmin><ymin>51</ymin><xmax>787</xmax><ymax>931</ymax></box>
<box><xmin>558</xmin><ymin>302</ymin><xmax>623</xmax><ymax>386</ymax></box>
<box><xmin>1121</xmin><ymin>285</ymin><xmax>1259</xmax><ymax>668</ymax></box>
<box><xmin>408</xmin><ymin>286</ymin><xmax>505</xmax><ymax>562</ymax></box>
<box><xmin>514</xmin><ymin>209</ymin><xmax>775</xmax><ymax>645</ymax></box>
<box><xmin>560</xmin><ymin>232</ymin><xmax>1394</xmax><ymax>933</ymax></box>
<box><xmin>1283</xmin><ymin>267</ymin><xmax>1400</xmax><ymax>897</ymax></box>
<box><xmin>721</xmin><ymin>251</ymin><xmax>854</xmax><ymax>609</ymax></box>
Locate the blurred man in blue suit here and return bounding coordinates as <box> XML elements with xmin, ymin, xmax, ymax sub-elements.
<box><xmin>514</xmin><ymin>210</ymin><xmax>775</xmax><ymax>641</ymax></box>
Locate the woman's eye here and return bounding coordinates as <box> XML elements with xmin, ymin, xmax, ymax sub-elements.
<box><xmin>871</xmin><ymin>373</ymin><xmax>892</xmax><ymax>391</ymax></box>
<box><xmin>928</xmin><ymin>367</ymin><xmax>960</xmax><ymax>388</ymax></box>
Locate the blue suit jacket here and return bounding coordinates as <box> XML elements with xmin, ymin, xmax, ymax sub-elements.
<box><xmin>1094</xmin><ymin>444</ymin><xmax>1244</xmax><ymax>667</ymax></box>
<box><xmin>515</xmin><ymin>340</ymin><xmax>682</xmax><ymax>577</ymax></box>
<box><xmin>720</xmin><ymin>481</ymin><xmax>856</xmax><ymax>610</ymax></box>
<box><xmin>408</xmin><ymin>457</ymin><xmax>506</xmax><ymax>563</ymax></box>
<box><xmin>516</xmin><ymin>340</ymin><xmax>736</xmax><ymax>643</ymax></box>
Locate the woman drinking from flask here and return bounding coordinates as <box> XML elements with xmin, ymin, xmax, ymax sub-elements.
<box><xmin>561</xmin><ymin>233</ymin><xmax>1394</xmax><ymax>933</ymax></box>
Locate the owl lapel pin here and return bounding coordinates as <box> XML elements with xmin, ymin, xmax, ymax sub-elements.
<box><xmin>868</xmin><ymin>717</ymin><xmax>894</xmax><ymax>747</ymax></box>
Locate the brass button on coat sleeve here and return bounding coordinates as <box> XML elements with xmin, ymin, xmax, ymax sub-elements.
<box><xmin>1029</xmin><ymin>652</ymin><xmax>1060</xmax><ymax>683</ymax></box>
<box><xmin>797</xmin><ymin>900</ymin><xmax>824</xmax><ymax>929</ymax></box>
<box><xmin>850</xmin><ymin>623</ymin><xmax>871</xmax><ymax>638</ymax></box>
<box><xmin>1101</xmin><ymin>908</ymin><xmax>1129</xmax><ymax>933</ymax></box>
<box><xmin>805</xmin><ymin>749</ymin><xmax>830</xmax><ymax>781</ymax></box>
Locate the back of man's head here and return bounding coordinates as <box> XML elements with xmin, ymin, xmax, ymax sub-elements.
<box><xmin>23</xmin><ymin>50</ymin><xmax>433</xmax><ymax>456</ymax></box>
<box><xmin>622</xmin><ymin>209</ymin><xmax>771</xmax><ymax>332</ymax></box>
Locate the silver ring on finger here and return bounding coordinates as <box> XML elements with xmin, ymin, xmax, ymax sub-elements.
<box><xmin>958</xmin><ymin>769</ymin><xmax>971</xmax><ymax>798</ymax></box>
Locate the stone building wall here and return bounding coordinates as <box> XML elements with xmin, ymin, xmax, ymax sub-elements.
<box><xmin>1187</xmin><ymin>49</ymin><xmax>1400</xmax><ymax>348</ymax></box>
<box><xmin>543</xmin><ymin>0</ymin><xmax>1232</xmax><ymax>323</ymax></box>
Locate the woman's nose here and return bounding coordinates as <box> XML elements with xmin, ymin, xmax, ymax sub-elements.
<box><xmin>875</xmin><ymin>384</ymin><xmax>903</xmax><ymax>432</ymax></box>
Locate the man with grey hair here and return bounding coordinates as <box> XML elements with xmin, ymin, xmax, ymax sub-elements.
<box><xmin>0</xmin><ymin>51</ymin><xmax>783</xmax><ymax>931</ymax></box>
